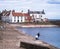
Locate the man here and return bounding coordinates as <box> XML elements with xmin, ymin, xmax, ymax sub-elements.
<box><xmin>35</xmin><ymin>33</ymin><xmax>40</xmax><ymax>40</ymax></box>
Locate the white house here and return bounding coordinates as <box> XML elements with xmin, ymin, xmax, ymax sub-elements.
<box><xmin>28</xmin><ymin>9</ymin><xmax>45</xmax><ymax>22</ymax></box>
<box><xmin>9</xmin><ymin>10</ymin><xmax>31</xmax><ymax>23</ymax></box>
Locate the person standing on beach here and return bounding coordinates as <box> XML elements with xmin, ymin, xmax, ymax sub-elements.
<box><xmin>35</xmin><ymin>32</ymin><xmax>40</xmax><ymax>40</ymax></box>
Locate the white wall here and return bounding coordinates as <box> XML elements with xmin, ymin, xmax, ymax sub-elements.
<box><xmin>30</xmin><ymin>14</ymin><xmax>43</xmax><ymax>19</ymax></box>
<box><xmin>15</xmin><ymin>16</ymin><xmax>18</xmax><ymax>22</ymax></box>
<box><xmin>22</xmin><ymin>17</ymin><xmax>25</xmax><ymax>22</ymax></box>
<box><xmin>12</xmin><ymin>16</ymin><xmax>14</xmax><ymax>22</ymax></box>
<box><xmin>19</xmin><ymin>17</ymin><xmax>21</xmax><ymax>22</ymax></box>
<box><xmin>11</xmin><ymin>16</ymin><xmax>25</xmax><ymax>23</ymax></box>
<box><xmin>9</xmin><ymin>11</ymin><xmax>13</xmax><ymax>22</ymax></box>
<box><xmin>30</xmin><ymin>14</ymin><xmax>44</xmax><ymax>22</ymax></box>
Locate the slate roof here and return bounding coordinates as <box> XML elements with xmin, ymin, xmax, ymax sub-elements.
<box><xmin>2</xmin><ymin>10</ymin><xmax>10</xmax><ymax>16</ymax></box>
<box><xmin>28</xmin><ymin>9</ymin><xmax>45</xmax><ymax>14</ymax></box>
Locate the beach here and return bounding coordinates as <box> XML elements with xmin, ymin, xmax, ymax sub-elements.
<box><xmin>0</xmin><ymin>23</ymin><xmax>59</xmax><ymax>49</ymax></box>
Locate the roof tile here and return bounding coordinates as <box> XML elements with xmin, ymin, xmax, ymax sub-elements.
<box><xmin>12</xmin><ymin>12</ymin><xmax>29</xmax><ymax>17</ymax></box>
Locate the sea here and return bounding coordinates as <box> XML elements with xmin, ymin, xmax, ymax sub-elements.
<box><xmin>17</xmin><ymin>27</ymin><xmax>60</xmax><ymax>48</ymax></box>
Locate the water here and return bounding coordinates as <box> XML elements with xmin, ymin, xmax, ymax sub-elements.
<box><xmin>17</xmin><ymin>27</ymin><xmax>60</xmax><ymax>48</ymax></box>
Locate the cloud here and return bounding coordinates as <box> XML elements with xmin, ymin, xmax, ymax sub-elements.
<box><xmin>0</xmin><ymin>0</ymin><xmax>32</xmax><ymax>4</ymax></box>
<box><xmin>0</xmin><ymin>0</ymin><xmax>32</xmax><ymax>12</ymax></box>
<box><xmin>0</xmin><ymin>0</ymin><xmax>60</xmax><ymax>19</ymax></box>
<box><xmin>47</xmin><ymin>0</ymin><xmax>60</xmax><ymax>4</ymax></box>
<box><xmin>0</xmin><ymin>0</ymin><xmax>27</xmax><ymax>1</ymax></box>
<box><xmin>44</xmin><ymin>4</ymin><xmax>60</xmax><ymax>19</ymax></box>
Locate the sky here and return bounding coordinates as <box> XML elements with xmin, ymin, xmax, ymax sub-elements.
<box><xmin>0</xmin><ymin>0</ymin><xmax>60</xmax><ymax>19</ymax></box>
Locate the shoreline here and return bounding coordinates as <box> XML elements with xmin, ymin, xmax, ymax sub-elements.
<box><xmin>10</xmin><ymin>24</ymin><xmax>58</xmax><ymax>27</ymax></box>
<box><xmin>20</xmin><ymin>25</ymin><xmax>58</xmax><ymax>27</ymax></box>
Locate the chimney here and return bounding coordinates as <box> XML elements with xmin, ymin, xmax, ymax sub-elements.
<box><xmin>28</xmin><ymin>9</ymin><xmax>30</xmax><ymax>14</ymax></box>
<box><xmin>42</xmin><ymin>9</ymin><xmax>45</xmax><ymax>14</ymax></box>
<box><xmin>12</xmin><ymin>10</ymin><xmax>15</xmax><ymax>13</ymax></box>
<box><xmin>21</xmin><ymin>10</ymin><xmax>23</xmax><ymax>13</ymax></box>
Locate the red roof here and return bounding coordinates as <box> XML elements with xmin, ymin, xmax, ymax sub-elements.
<box><xmin>12</xmin><ymin>12</ymin><xmax>29</xmax><ymax>17</ymax></box>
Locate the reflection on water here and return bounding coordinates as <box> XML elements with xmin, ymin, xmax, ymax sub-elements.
<box><xmin>17</xmin><ymin>27</ymin><xmax>60</xmax><ymax>48</ymax></box>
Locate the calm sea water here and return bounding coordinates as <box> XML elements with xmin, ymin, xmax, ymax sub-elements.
<box><xmin>17</xmin><ymin>27</ymin><xmax>60</xmax><ymax>48</ymax></box>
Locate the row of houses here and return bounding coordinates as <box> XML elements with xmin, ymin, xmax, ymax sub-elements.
<box><xmin>1</xmin><ymin>9</ymin><xmax>48</xmax><ymax>23</ymax></box>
